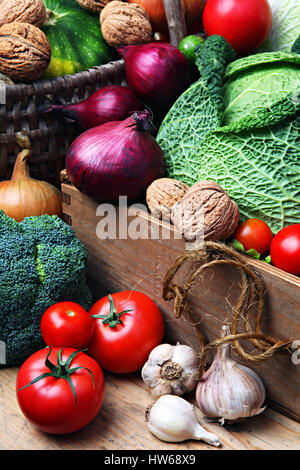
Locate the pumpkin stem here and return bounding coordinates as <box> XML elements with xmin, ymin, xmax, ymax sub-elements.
<box><xmin>44</xmin><ymin>9</ymin><xmax>62</xmax><ymax>27</ymax></box>
<box><xmin>15</xmin><ymin>130</ymin><xmax>31</xmax><ymax>150</ymax></box>
<box><xmin>12</xmin><ymin>131</ymin><xmax>32</xmax><ymax>180</ymax></box>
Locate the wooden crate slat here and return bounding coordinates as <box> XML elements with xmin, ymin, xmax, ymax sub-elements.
<box><xmin>62</xmin><ymin>181</ymin><xmax>300</xmax><ymax>422</ymax></box>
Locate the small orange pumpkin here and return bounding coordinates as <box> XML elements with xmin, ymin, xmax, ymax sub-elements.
<box><xmin>0</xmin><ymin>131</ymin><xmax>62</xmax><ymax>222</ymax></box>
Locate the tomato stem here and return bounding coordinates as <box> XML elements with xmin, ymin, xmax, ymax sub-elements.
<box><xmin>91</xmin><ymin>294</ymin><xmax>133</xmax><ymax>328</ymax></box>
<box><xmin>17</xmin><ymin>348</ymin><xmax>95</xmax><ymax>405</ymax></box>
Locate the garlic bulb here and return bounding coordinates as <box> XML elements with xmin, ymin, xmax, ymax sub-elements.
<box><xmin>141</xmin><ymin>343</ymin><xmax>198</xmax><ymax>398</ymax></box>
<box><xmin>146</xmin><ymin>394</ymin><xmax>221</xmax><ymax>447</ymax></box>
<box><xmin>196</xmin><ymin>326</ymin><xmax>266</xmax><ymax>424</ymax></box>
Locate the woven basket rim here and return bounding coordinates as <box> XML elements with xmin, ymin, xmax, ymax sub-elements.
<box><xmin>2</xmin><ymin>58</ymin><xmax>125</xmax><ymax>95</ymax></box>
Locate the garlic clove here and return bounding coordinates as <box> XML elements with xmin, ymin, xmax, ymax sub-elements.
<box><xmin>170</xmin><ymin>379</ymin><xmax>187</xmax><ymax>397</ymax></box>
<box><xmin>172</xmin><ymin>343</ymin><xmax>199</xmax><ymax>371</ymax></box>
<box><xmin>183</xmin><ymin>370</ymin><xmax>198</xmax><ymax>390</ymax></box>
<box><xmin>146</xmin><ymin>394</ymin><xmax>221</xmax><ymax>447</ymax></box>
<box><xmin>193</xmin><ymin>424</ymin><xmax>222</xmax><ymax>447</ymax></box>
<box><xmin>196</xmin><ymin>326</ymin><xmax>266</xmax><ymax>424</ymax></box>
<box><xmin>146</xmin><ymin>343</ymin><xmax>174</xmax><ymax>365</ymax></box>
<box><xmin>151</xmin><ymin>379</ymin><xmax>173</xmax><ymax>399</ymax></box>
<box><xmin>141</xmin><ymin>363</ymin><xmax>162</xmax><ymax>388</ymax></box>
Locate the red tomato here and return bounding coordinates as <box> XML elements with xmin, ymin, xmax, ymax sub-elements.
<box><xmin>202</xmin><ymin>0</ymin><xmax>272</xmax><ymax>55</ymax></box>
<box><xmin>233</xmin><ymin>218</ymin><xmax>273</xmax><ymax>255</ymax></box>
<box><xmin>16</xmin><ymin>347</ymin><xmax>105</xmax><ymax>434</ymax></box>
<box><xmin>270</xmin><ymin>225</ymin><xmax>300</xmax><ymax>275</ymax></box>
<box><xmin>40</xmin><ymin>301</ymin><xmax>94</xmax><ymax>350</ymax></box>
<box><xmin>88</xmin><ymin>291</ymin><xmax>164</xmax><ymax>374</ymax></box>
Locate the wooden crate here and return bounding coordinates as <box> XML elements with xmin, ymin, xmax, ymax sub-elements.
<box><xmin>61</xmin><ymin>174</ymin><xmax>300</xmax><ymax>423</ymax></box>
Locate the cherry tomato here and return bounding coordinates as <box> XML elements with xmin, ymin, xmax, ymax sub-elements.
<box><xmin>202</xmin><ymin>0</ymin><xmax>272</xmax><ymax>55</ymax></box>
<box><xmin>40</xmin><ymin>301</ymin><xmax>94</xmax><ymax>350</ymax></box>
<box><xmin>16</xmin><ymin>347</ymin><xmax>105</xmax><ymax>434</ymax></box>
<box><xmin>88</xmin><ymin>291</ymin><xmax>164</xmax><ymax>374</ymax></box>
<box><xmin>233</xmin><ymin>218</ymin><xmax>273</xmax><ymax>255</ymax></box>
<box><xmin>270</xmin><ymin>224</ymin><xmax>300</xmax><ymax>275</ymax></box>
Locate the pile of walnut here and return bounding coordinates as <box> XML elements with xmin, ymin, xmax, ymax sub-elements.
<box><xmin>0</xmin><ymin>0</ymin><xmax>50</xmax><ymax>82</ymax></box>
<box><xmin>146</xmin><ymin>178</ymin><xmax>240</xmax><ymax>242</ymax></box>
<box><xmin>77</xmin><ymin>0</ymin><xmax>153</xmax><ymax>47</ymax></box>
<box><xmin>0</xmin><ymin>0</ymin><xmax>153</xmax><ymax>82</ymax></box>
<box><xmin>100</xmin><ymin>1</ymin><xmax>152</xmax><ymax>47</ymax></box>
<box><xmin>76</xmin><ymin>0</ymin><xmax>111</xmax><ymax>14</ymax></box>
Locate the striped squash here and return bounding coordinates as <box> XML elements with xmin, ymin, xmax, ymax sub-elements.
<box><xmin>42</xmin><ymin>0</ymin><xmax>111</xmax><ymax>78</ymax></box>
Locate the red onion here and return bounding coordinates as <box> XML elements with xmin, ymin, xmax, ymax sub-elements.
<box><xmin>66</xmin><ymin>110</ymin><xmax>165</xmax><ymax>201</ymax></box>
<box><xmin>45</xmin><ymin>85</ymin><xmax>142</xmax><ymax>130</ymax></box>
<box><xmin>118</xmin><ymin>43</ymin><xmax>190</xmax><ymax>119</ymax></box>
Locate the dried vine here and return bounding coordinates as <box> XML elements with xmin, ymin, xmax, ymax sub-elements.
<box><xmin>163</xmin><ymin>241</ymin><xmax>294</xmax><ymax>379</ymax></box>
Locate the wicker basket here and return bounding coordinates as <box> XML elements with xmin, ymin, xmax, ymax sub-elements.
<box><xmin>0</xmin><ymin>0</ymin><xmax>186</xmax><ymax>185</ymax></box>
<box><xmin>0</xmin><ymin>60</ymin><xmax>125</xmax><ymax>185</ymax></box>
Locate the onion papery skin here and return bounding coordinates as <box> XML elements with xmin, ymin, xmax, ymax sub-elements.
<box><xmin>0</xmin><ymin>180</ymin><xmax>62</xmax><ymax>222</ymax></box>
<box><xmin>47</xmin><ymin>85</ymin><xmax>143</xmax><ymax>130</ymax></box>
<box><xmin>65</xmin><ymin>112</ymin><xmax>166</xmax><ymax>201</ymax></box>
<box><xmin>118</xmin><ymin>43</ymin><xmax>190</xmax><ymax>119</ymax></box>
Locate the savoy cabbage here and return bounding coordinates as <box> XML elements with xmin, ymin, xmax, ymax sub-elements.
<box><xmin>223</xmin><ymin>52</ymin><xmax>300</xmax><ymax>124</ymax></box>
<box><xmin>157</xmin><ymin>35</ymin><xmax>300</xmax><ymax>233</ymax></box>
<box><xmin>263</xmin><ymin>0</ymin><xmax>300</xmax><ymax>52</ymax></box>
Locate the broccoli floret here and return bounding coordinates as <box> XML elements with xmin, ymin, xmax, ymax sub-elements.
<box><xmin>0</xmin><ymin>211</ymin><xmax>93</xmax><ymax>366</ymax></box>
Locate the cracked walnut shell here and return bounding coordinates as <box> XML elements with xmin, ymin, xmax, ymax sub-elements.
<box><xmin>0</xmin><ymin>0</ymin><xmax>46</xmax><ymax>28</ymax></box>
<box><xmin>100</xmin><ymin>1</ymin><xmax>153</xmax><ymax>47</ymax></box>
<box><xmin>146</xmin><ymin>178</ymin><xmax>189</xmax><ymax>220</ymax></box>
<box><xmin>0</xmin><ymin>22</ymin><xmax>51</xmax><ymax>82</ymax></box>
<box><xmin>171</xmin><ymin>180</ymin><xmax>240</xmax><ymax>242</ymax></box>
<box><xmin>76</xmin><ymin>0</ymin><xmax>111</xmax><ymax>13</ymax></box>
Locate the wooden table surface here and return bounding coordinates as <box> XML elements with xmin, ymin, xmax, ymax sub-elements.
<box><xmin>1</xmin><ymin>367</ymin><xmax>300</xmax><ymax>451</ymax></box>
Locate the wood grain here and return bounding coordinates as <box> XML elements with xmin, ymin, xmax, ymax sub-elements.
<box><xmin>162</xmin><ymin>0</ymin><xmax>187</xmax><ymax>46</ymax></box>
<box><xmin>60</xmin><ymin>180</ymin><xmax>300</xmax><ymax>422</ymax></box>
<box><xmin>1</xmin><ymin>367</ymin><xmax>299</xmax><ymax>450</ymax></box>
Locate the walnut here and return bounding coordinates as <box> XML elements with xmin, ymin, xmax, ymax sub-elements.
<box><xmin>76</xmin><ymin>0</ymin><xmax>111</xmax><ymax>13</ymax></box>
<box><xmin>171</xmin><ymin>180</ymin><xmax>240</xmax><ymax>242</ymax></box>
<box><xmin>146</xmin><ymin>178</ymin><xmax>189</xmax><ymax>220</ymax></box>
<box><xmin>100</xmin><ymin>1</ymin><xmax>153</xmax><ymax>48</ymax></box>
<box><xmin>0</xmin><ymin>0</ymin><xmax>46</xmax><ymax>28</ymax></box>
<box><xmin>0</xmin><ymin>22</ymin><xmax>51</xmax><ymax>82</ymax></box>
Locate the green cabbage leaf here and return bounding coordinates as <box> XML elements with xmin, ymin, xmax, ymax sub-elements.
<box><xmin>263</xmin><ymin>0</ymin><xmax>300</xmax><ymax>52</ymax></box>
<box><xmin>157</xmin><ymin>36</ymin><xmax>300</xmax><ymax>233</ymax></box>
<box><xmin>223</xmin><ymin>52</ymin><xmax>300</xmax><ymax>124</ymax></box>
